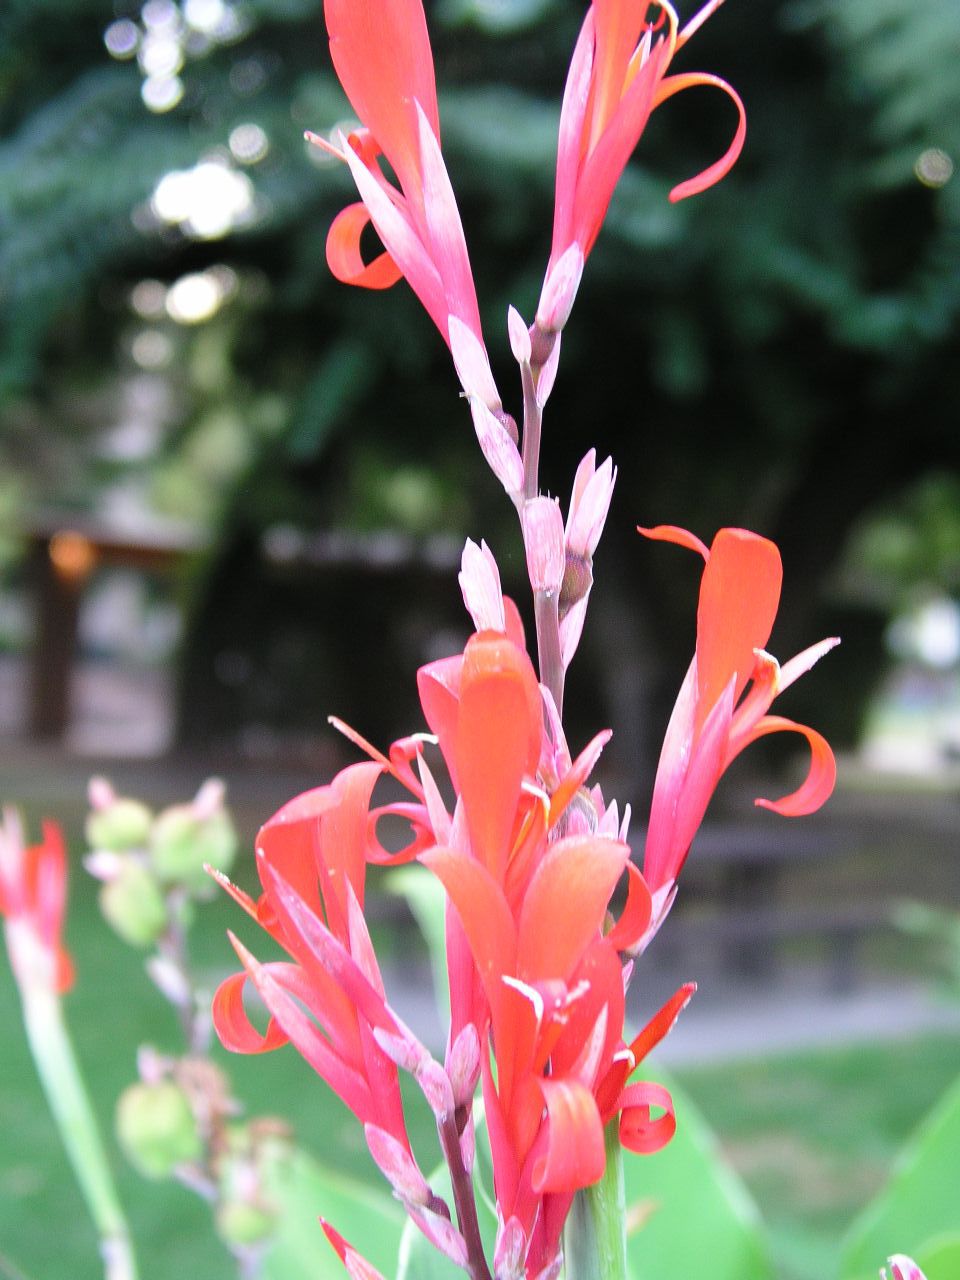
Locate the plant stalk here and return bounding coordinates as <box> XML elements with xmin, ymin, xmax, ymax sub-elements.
<box><xmin>562</xmin><ymin>1120</ymin><xmax>627</xmax><ymax>1280</ymax></box>
<box><xmin>20</xmin><ymin>983</ymin><xmax>138</xmax><ymax>1280</ymax></box>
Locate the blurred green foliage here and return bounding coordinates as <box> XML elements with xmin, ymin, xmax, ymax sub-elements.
<box><xmin>1</xmin><ymin>0</ymin><xmax>958</xmax><ymax>754</ymax></box>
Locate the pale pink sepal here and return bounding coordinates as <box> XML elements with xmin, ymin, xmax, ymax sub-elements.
<box><xmin>469</xmin><ymin>398</ymin><xmax>524</xmax><ymax>497</ymax></box>
<box><xmin>416</xmin><ymin>103</ymin><xmax>485</xmax><ymax>351</ymax></box>
<box><xmin>338</xmin><ymin>131</ymin><xmax>447</xmax><ymax>333</ymax></box>
<box><xmin>449</xmin><ymin>315</ymin><xmax>500</xmax><ymax>410</ymax></box>
<box><xmin>567</xmin><ymin>451</ymin><xmax>616</xmax><ymax>558</ymax></box>
<box><xmin>523</xmin><ymin>496</ymin><xmax>565</xmax><ymax>594</ymax></box>
<box><xmin>559</xmin><ymin>595</ymin><xmax>589</xmax><ymax>671</ymax></box>
<box><xmin>459</xmin><ymin>538</ymin><xmax>506</xmax><ymax>633</ymax></box>
<box><xmin>536</xmin><ymin>331</ymin><xmax>562</xmax><ymax>407</ymax></box>
<box><xmin>535</xmin><ymin>242</ymin><xmax>585</xmax><ymax>334</ymax></box>
<box><xmin>407</xmin><ymin>1205</ymin><xmax>470</xmax><ymax>1268</ymax></box>
<box><xmin>364</xmin><ymin>1123</ymin><xmax>431</xmax><ymax>1206</ymax></box>
<box><xmin>507</xmin><ymin>305</ymin><xmax>532</xmax><ymax>365</ymax></box>
<box><xmin>495</xmin><ymin>1216</ymin><xmax>527</xmax><ymax>1280</ymax></box>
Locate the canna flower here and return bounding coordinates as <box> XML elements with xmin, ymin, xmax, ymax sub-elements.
<box><xmin>639</xmin><ymin>524</ymin><xmax>839</xmax><ymax>933</ymax></box>
<box><xmin>0</xmin><ymin>813</ymin><xmax>73</xmax><ymax>995</ymax></box>
<box><xmin>538</xmin><ymin>0</ymin><xmax>746</xmax><ymax>332</ymax></box>
<box><xmin>417</xmin><ymin>625</ymin><xmax>690</xmax><ymax>1277</ymax></box>
<box><xmin>312</xmin><ymin>0</ymin><xmax>501</xmax><ymax>414</ymax></box>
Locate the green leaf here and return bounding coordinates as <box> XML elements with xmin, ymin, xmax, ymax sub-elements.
<box><xmin>386</xmin><ymin>865</ymin><xmax>449</xmax><ymax>1019</ymax></box>
<box><xmin>623</xmin><ymin>1072</ymin><xmax>773</xmax><ymax>1280</ymax></box>
<box><xmin>262</xmin><ymin>1148</ymin><xmax>405</xmax><ymax>1280</ymax></box>
<box><xmin>841</xmin><ymin>1072</ymin><xmax>960</xmax><ymax>1280</ymax></box>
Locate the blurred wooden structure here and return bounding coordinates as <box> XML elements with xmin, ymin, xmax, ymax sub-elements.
<box><xmin>25</xmin><ymin>512</ymin><xmax>202</xmax><ymax>739</ymax></box>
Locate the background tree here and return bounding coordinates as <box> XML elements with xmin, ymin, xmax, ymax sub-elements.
<box><xmin>2</xmin><ymin>0</ymin><xmax>958</xmax><ymax>769</ymax></box>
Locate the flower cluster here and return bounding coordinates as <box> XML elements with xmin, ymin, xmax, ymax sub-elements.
<box><xmin>212</xmin><ymin>1</ymin><xmax>837</xmax><ymax>1278</ymax></box>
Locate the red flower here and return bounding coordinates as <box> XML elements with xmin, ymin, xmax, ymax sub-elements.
<box><xmin>639</xmin><ymin>525</ymin><xmax>838</xmax><ymax>928</ymax></box>
<box><xmin>313</xmin><ymin>0</ymin><xmax>498</xmax><ymax>410</ymax></box>
<box><xmin>418</xmin><ymin>629</ymin><xmax>685</xmax><ymax>1276</ymax></box>
<box><xmin>211</xmin><ymin>757</ymin><xmax>432</xmax><ymax>1146</ymax></box>
<box><xmin>0</xmin><ymin>816</ymin><xmax>73</xmax><ymax>994</ymax></box>
<box><xmin>539</xmin><ymin>0</ymin><xmax>746</xmax><ymax>326</ymax></box>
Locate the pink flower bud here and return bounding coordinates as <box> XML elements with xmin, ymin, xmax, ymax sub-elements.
<box><xmin>459</xmin><ymin>540</ymin><xmax>506</xmax><ymax>634</ymax></box>
<box><xmin>507</xmin><ymin>305</ymin><xmax>532</xmax><ymax>365</ymax></box>
<box><xmin>523</xmin><ymin>497</ymin><xmax>565</xmax><ymax>595</ymax></box>
<box><xmin>446</xmin><ymin>1022</ymin><xmax>481</xmax><ymax>1106</ymax></box>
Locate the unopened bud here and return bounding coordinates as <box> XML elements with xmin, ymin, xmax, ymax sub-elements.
<box><xmin>100</xmin><ymin>860</ymin><xmax>168</xmax><ymax>948</ymax></box>
<box><xmin>507</xmin><ymin>306</ymin><xmax>531</xmax><ymax>365</ymax></box>
<box><xmin>86</xmin><ymin>797</ymin><xmax>153</xmax><ymax>852</ymax></box>
<box><xmin>446</xmin><ymin>1024</ymin><xmax>481</xmax><ymax>1107</ymax></box>
<box><xmin>116</xmin><ymin>1080</ymin><xmax>201</xmax><ymax>1179</ymax></box>
<box><xmin>523</xmin><ymin>497</ymin><xmax>565</xmax><ymax>596</ymax></box>
<box><xmin>216</xmin><ymin>1200</ymin><xmax>276</xmax><ymax>1247</ymax></box>
<box><xmin>558</xmin><ymin>551</ymin><xmax>593</xmax><ymax>618</ymax></box>
<box><xmin>150</xmin><ymin>802</ymin><xmax>237</xmax><ymax>895</ymax></box>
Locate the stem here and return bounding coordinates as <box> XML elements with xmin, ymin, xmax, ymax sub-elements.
<box><xmin>562</xmin><ymin>1121</ymin><xmax>627</xmax><ymax>1280</ymax></box>
<box><xmin>520</xmin><ymin>360</ymin><xmax>542</xmax><ymax>503</ymax></box>
<box><xmin>20</xmin><ymin>984</ymin><xmax>138</xmax><ymax>1280</ymax></box>
<box><xmin>534</xmin><ymin>588</ymin><xmax>565</xmax><ymax>717</ymax></box>
<box><xmin>437</xmin><ymin>1109</ymin><xmax>492</xmax><ymax>1280</ymax></box>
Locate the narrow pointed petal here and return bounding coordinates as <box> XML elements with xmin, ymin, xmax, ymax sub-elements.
<box><xmin>777</xmin><ymin>636</ymin><xmax>841</xmax><ymax>692</ymax></box>
<box><xmin>547</xmin><ymin>728</ymin><xmax>612</xmax><ymax>828</ymax></box>
<box><xmin>653</xmin><ymin>71</ymin><xmax>746</xmax><ymax>203</ymax></box>
<box><xmin>339</xmin><ymin>136</ymin><xmax>448</xmax><ymax>335</ymax></box>
<box><xmin>604</xmin><ymin>860</ymin><xmax>653</xmax><ymax>951</ymax></box>
<box><xmin>321</xmin><ymin>1219</ymin><xmax>391</xmax><ymax>1280</ymax></box>
<box><xmin>638</xmin><ymin>523</ymin><xmax>710</xmax><ymax>561</ymax></box>
<box><xmin>418</xmin><ymin>107</ymin><xmax>485</xmax><ymax>346</ymax></box>
<box><xmin>740</xmin><ymin>715</ymin><xmax>838</xmax><ymax>816</ymax></box>
<box><xmin>628</xmin><ymin>982</ymin><xmax>696</xmax><ymax>1064</ymax></box>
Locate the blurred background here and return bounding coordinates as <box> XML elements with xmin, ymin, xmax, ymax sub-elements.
<box><xmin>1</xmin><ymin>0</ymin><xmax>959</xmax><ymax>1277</ymax></box>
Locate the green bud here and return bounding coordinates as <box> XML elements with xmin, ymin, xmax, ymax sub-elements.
<box><xmin>99</xmin><ymin>861</ymin><xmax>168</xmax><ymax>948</ymax></box>
<box><xmin>116</xmin><ymin>1081</ymin><xmax>202</xmax><ymax>1179</ymax></box>
<box><xmin>216</xmin><ymin>1200</ymin><xmax>277</xmax><ymax>1248</ymax></box>
<box><xmin>85</xmin><ymin>798</ymin><xmax>153</xmax><ymax>852</ymax></box>
<box><xmin>150</xmin><ymin>805</ymin><xmax>237</xmax><ymax>895</ymax></box>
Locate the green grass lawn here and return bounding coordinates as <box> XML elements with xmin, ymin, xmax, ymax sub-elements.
<box><xmin>2</xmin><ymin>826</ymin><xmax>958</xmax><ymax>1280</ymax></box>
